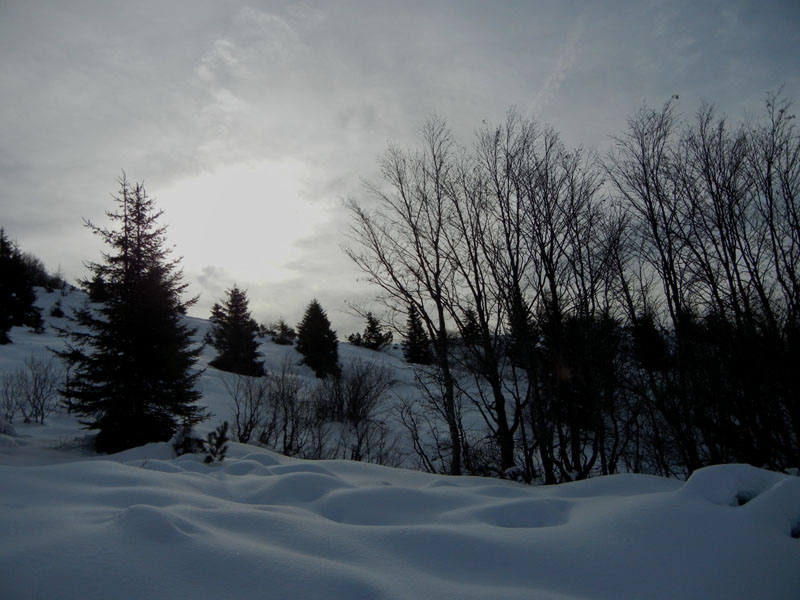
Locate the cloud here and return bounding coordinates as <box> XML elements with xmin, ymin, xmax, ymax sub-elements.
<box><xmin>2</xmin><ymin>0</ymin><xmax>798</xmax><ymax>337</ymax></box>
<box><xmin>196</xmin><ymin>265</ymin><xmax>236</xmax><ymax>299</ymax></box>
<box><xmin>529</xmin><ymin>14</ymin><xmax>586</xmax><ymax>115</ymax></box>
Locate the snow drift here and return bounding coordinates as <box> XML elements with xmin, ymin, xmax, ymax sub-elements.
<box><xmin>1</xmin><ymin>442</ymin><xmax>798</xmax><ymax>600</ymax></box>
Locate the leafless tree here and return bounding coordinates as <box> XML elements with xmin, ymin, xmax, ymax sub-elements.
<box><xmin>1</xmin><ymin>376</ymin><xmax>18</xmax><ymax>424</ymax></box>
<box><xmin>345</xmin><ymin>117</ymin><xmax>464</xmax><ymax>474</ymax></box>
<box><xmin>314</xmin><ymin>359</ymin><xmax>400</xmax><ymax>464</ymax></box>
<box><xmin>2</xmin><ymin>356</ymin><xmax>62</xmax><ymax>425</ymax></box>
<box><xmin>606</xmin><ymin>92</ymin><xmax>800</xmax><ymax>473</ymax></box>
<box><xmin>262</xmin><ymin>358</ymin><xmax>315</xmax><ymax>457</ymax></box>
<box><xmin>221</xmin><ymin>372</ymin><xmax>269</xmax><ymax>444</ymax></box>
<box><xmin>606</xmin><ymin>99</ymin><xmax>706</xmax><ymax>473</ymax></box>
<box><xmin>395</xmin><ymin>364</ymin><xmax>467</xmax><ymax>474</ymax></box>
<box><xmin>350</xmin><ymin>93</ymin><xmax>798</xmax><ymax>481</ymax></box>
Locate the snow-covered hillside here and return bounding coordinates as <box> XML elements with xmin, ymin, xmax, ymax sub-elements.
<box><xmin>1</xmin><ymin>290</ymin><xmax>799</xmax><ymax>599</ymax></box>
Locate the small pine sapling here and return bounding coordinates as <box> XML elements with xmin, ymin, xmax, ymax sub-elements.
<box><xmin>50</xmin><ymin>299</ymin><xmax>65</xmax><ymax>318</ymax></box>
<box><xmin>203</xmin><ymin>421</ymin><xmax>229</xmax><ymax>463</ymax></box>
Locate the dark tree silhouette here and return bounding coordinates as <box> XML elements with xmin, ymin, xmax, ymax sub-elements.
<box><xmin>269</xmin><ymin>318</ymin><xmax>296</xmax><ymax>345</ymax></box>
<box><xmin>0</xmin><ymin>228</ymin><xmax>43</xmax><ymax>343</ymax></box>
<box><xmin>349</xmin><ymin>312</ymin><xmax>393</xmax><ymax>350</ymax></box>
<box><xmin>207</xmin><ymin>285</ymin><xmax>265</xmax><ymax>376</ymax></box>
<box><xmin>403</xmin><ymin>304</ymin><xmax>432</xmax><ymax>365</ymax></box>
<box><xmin>56</xmin><ymin>175</ymin><xmax>206</xmax><ymax>453</ymax></box>
<box><xmin>346</xmin><ymin>93</ymin><xmax>798</xmax><ymax>480</ymax></box>
<box><xmin>296</xmin><ymin>299</ymin><xmax>339</xmax><ymax>378</ymax></box>
<box><xmin>346</xmin><ymin>118</ymin><xmax>464</xmax><ymax>475</ymax></box>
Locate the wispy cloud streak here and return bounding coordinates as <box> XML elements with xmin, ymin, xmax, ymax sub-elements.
<box><xmin>529</xmin><ymin>15</ymin><xmax>586</xmax><ymax>115</ymax></box>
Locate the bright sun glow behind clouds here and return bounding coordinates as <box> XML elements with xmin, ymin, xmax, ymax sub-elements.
<box><xmin>158</xmin><ymin>159</ymin><xmax>329</xmax><ymax>284</ymax></box>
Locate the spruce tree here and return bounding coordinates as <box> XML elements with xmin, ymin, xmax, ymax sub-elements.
<box><xmin>403</xmin><ymin>303</ymin><xmax>432</xmax><ymax>364</ymax></box>
<box><xmin>460</xmin><ymin>308</ymin><xmax>481</xmax><ymax>348</ymax></box>
<box><xmin>207</xmin><ymin>285</ymin><xmax>265</xmax><ymax>376</ymax></box>
<box><xmin>56</xmin><ymin>175</ymin><xmax>206</xmax><ymax>453</ymax></box>
<box><xmin>296</xmin><ymin>299</ymin><xmax>339</xmax><ymax>378</ymax></box>
<box><xmin>0</xmin><ymin>228</ymin><xmax>43</xmax><ymax>343</ymax></box>
<box><xmin>360</xmin><ymin>312</ymin><xmax>393</xmax><ymax>350</ymax></box>
<box><xmin>269</xmin><ymin>318</ymin><xmax>296</xmax><ymax>345</ymax></box>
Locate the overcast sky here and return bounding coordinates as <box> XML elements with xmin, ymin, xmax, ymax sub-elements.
<box><xmin>2</xmin><ymin>0</ymin><xmax>799</xmax><ymax>335</ymax></box>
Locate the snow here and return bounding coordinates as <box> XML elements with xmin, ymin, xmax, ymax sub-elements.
<box><xmin>1</xmin><ymin>290</ymin><xmax>798</xmax><ymax>599</ymax></box>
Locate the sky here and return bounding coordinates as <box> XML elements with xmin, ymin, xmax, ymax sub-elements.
<box><xmin>2</xmin><ymin>0</ymin><xmax>799</xmax><ymax>336</ymax></box>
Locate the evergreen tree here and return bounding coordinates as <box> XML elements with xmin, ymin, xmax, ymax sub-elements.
<box><xmin>403</xmin><ymin>303</ymin><xmax>432</xmax><ymax>364</ymax></box>
<box><xmin>0</xmin><ymin>228</ymin><xmax>43</xmax><ymax>343</ymax></box>
<box><xmin>269</xmin><ymin>318</ymin><xmax>296</xmax><ymax>345</ymax></box>
<box><xmin>296</xmin><ymin>299</ymin><xmax>339</xmax><ymax>378</ymax></box>
<box><xmin>207</xmin><ymin>285</ymin><xmax>265</xmax><ymax>376</ymax></box>
<box><xmin>358</xmin><ymin>312</ymin><xmax>393</xmax><ymax>350</ymax></box>
<box><xmin>459</xmin><ymin>308</ymin><xmax>482</xmax><ymax>348</ymax></box>
<box><xmin>56</xmin><ymin>175</ymin><xmax>206</xmax><ymax>454</ymax></box>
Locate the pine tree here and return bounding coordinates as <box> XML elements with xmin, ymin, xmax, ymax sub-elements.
<box><xmin>296</xmin><ymin>299</ymin><xmax>339</xmax><ymax>378</ymax></box>
<box><xmin>0</xmin><ymin>228</ymin><xmax>43</xmax><ymax>343</ymax></box>
<box><xmin>460</xmin><ymin>308</ymin><xmax>482</xmax><ymax>348</ymax></box>
<box><xmin>56</xmin><ymin>175</ymin><xmax>206</xmax><ymax>454</ymax></box>
<box><xmin>359</xmin><ymin>312</ymin><xmax>393</xmax><ymax>350</ymax></box>
<box><xmin>207</xmin><ymin>285</ymin><xmax>265</xmax><ymax>376</ymax></box>
<box><xmin>269</xmin><ymin>318</ymin><xmax>296</xmax><ymax>345</ymax></box>
<box><xmin>403</xmin><ymin>303</ymin><xmax>432</xmax><ymax>364</ymax></box>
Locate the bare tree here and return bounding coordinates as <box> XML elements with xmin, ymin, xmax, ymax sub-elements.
<box><xmin>606</xmin><ymin>92</ymin><xmax>800</xmax><ymax>474</ymax></box>
<box><xmin>3</xmin><ymin>356</ymin><xmax>62</xmax><ymax>424</ymax></box>
<box><xmin>440</xmin><ymin>138</ymin><xmax>522</xmax><ymax>475</ymax></box>
<box><xmin>395</xmin><ymin>364</ymin><xmax>467</xmax><ymax>474</ymax></box>
<box><xmin>1</xmin><ymin>375</ymin><xmax>18</xmax><ymax>424</ymax></box>
<box><xmin>319</xmin><ymin>361</ymin><xmax>402</xmax><ymax>466</ymax></box>
<box><xmin>345</xmin><ymin>117</ymin><xmax>464</xmax><ymax>475</ymax></box>
<box><xmin>606</xmin><ymin>99</ymin><xmax>706</xmax><ymax>474</ymax></box>
<box><xmin>221</xmin><ymin>373</ymin><xmax>269</xmax><ymax>444</ymax></box>
<box><xmin>263</xmin><ymin>359</ymin><xmax>315</xmax><ymax>457</ymax></box>
<box><xmin>473</xmin><ymin>113</ymin><xmax>550</xmax><ymax>481</ymax></box>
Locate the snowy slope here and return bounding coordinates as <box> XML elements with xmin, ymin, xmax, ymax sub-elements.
<box><xmin>1</xmin><ymin>290</ymin><xmax>798</xmax><ymax>599</ymax></box>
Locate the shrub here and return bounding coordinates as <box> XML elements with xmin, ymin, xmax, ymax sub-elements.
<box><xmin>203</xmin><ymin>422</ymin><xmax>229</xmax><ymax>463</ymax></box>
<box><xmin>1</xmin><ymin>356</ymin><xmax>61</xmax><ymax>424</ymax></box>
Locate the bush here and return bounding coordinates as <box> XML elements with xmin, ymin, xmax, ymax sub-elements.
<box><xmin>172</xmin><ymin>424</ymin><xmax>205</xmax><ymax>456</ymax></box>
<box><xmin>262</xmin><ymin>361</ymin><xmax>318</xmax><ymax>456</ymax></box>
<box><xmin>203</xmin><ymin>422</ymin><xmax>229</xmax><ymax>463</ymax></box>
<box><xmin>222</xmin><ymin>373</ymin><xmax>269</xmax><ymax>444</ymax></box>
<box><xmin>222</xmin><ymin>360</ymin><xmax>321</xmax><ymax>458</ymax></box>
<box><xmin>312</xmin><ymin>360</ymin><xmax>398</xmax><ymax>464</ymax></box>
<box><xmin>1</xmin><ymin>356</ymin><xmax>61</xmax><ymax>424</ymax></box>
<box><xmin>315</xmin><ymin>359</ymin><xmax>393</xmax><ymax>425</ymax></box>
<box><xmin>1</xmin><ymin>378</ymin><xmax>16</xmax><ymax>424</ymax></box>
<box><xmin>49</xmin><ymin>300</ymin><xmax>65</xmax><ymax>318</ymax></box>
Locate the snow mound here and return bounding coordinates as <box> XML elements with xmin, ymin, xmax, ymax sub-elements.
<box><xmin>680</xmin><ymin>463</ymin><xmax>800</xmax><ymax>540</ymax></box>
<box><xmin>1</xmin><ymin>446</ymin><xmax>798</xmax><ymax>600</ymax></box>
<box><xmin>680</xmin><ymin>462</ymin><xmax>787</xmax><ymax>506</ymax></box>
<box><xmin>0</xmin><ymin>418</ymin><xmax>15</xmax><ymax>436</ymax></box>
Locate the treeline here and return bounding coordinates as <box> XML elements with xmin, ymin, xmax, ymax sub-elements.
<box><xmin>347</xmin><ymin>91</ymin><xmax>799</xmax><ymax>482</ymax></box>
<box><xmin>4</xmin><ymin>93</ymin><xmax>797</xmax><ymax>480</ymax></box>
<box><xmin>0</xmin><ymin>228</ymin><xmax>72</xmax><ymax>344</ymax></box>
<box><xmin>206</xmin><ymin>286</ymin><xmax>401</xmax><ymax>465</ymax></box>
